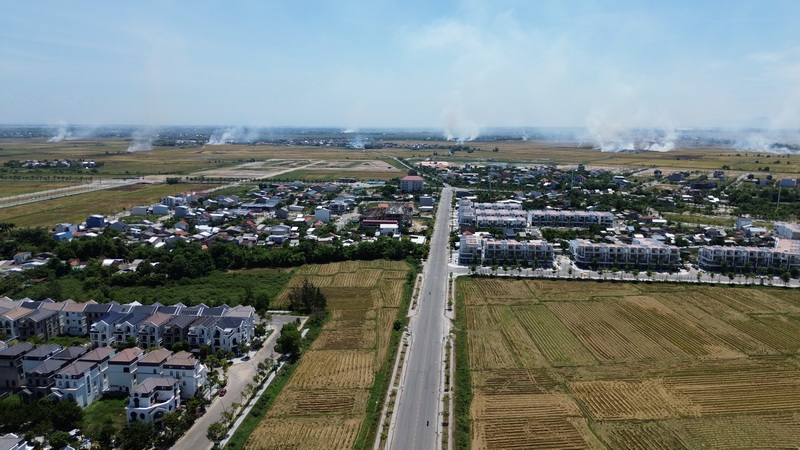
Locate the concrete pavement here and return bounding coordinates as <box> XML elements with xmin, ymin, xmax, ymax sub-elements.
<box><xmin>389</xmin><ymin>187</ymin><xmax>453</xmax><ymax>450</ymax></box>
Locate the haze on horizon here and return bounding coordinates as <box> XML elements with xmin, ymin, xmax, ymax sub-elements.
<box><xmin>2</xmin><ymin>1</ymin><xmax>800</xmax><ymax>136</ymax></box>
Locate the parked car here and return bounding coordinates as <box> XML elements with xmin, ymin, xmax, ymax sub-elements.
<box><xmin>219</xmin><ymin>388</ymin><xmax>227</xmax><ymax>397</ymax></box>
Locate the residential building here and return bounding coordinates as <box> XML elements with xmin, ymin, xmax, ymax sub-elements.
<box><xmin>107</xmin><ymin>347</ymin><xmax>144</xmax><ymax>394</ymax></box>
<box><xmin>136</xmin><ymin>349</ymin><xmax>173</xmax><ymax>384</ymax></box>
<box><xmin>0</xmin><ymin>343</ymin><xmax>34</xmax><ymax>393</ymax></box>
<box><xmin>86</xmin><ymin>215</ymin><xmax>105</xmax><ymax>229</ymax></box>
<box><xmin>17</xmin><ymin>309</ymin><xmax>60</xmax><ymax>341</ymax></box>
<box><xmin>528</xmin><ymin>210</ymin><xmax>614</xmax><ymax>228</ymax></box>
<box><xmin>51</xmin><ymin>361</ymin><xmax>101</xmax><ymax>407</ymax></box>
<box><xmin>61</xmin><ymin>301</ymin><xmax>91</xmax><ymax>336</ymax></box>
<box><xmin>21</xmin><ymin>344</ymin><xmax>62</xmax><ymax>373</ymax></box>
<box><xmin>400</xmin><ymin>175</ymin><xmax>424</xmax><ymax>193</ymax></box>
<box><xmin>481</xmin><ymin>238</ymin><xmax>554</xmax><ymax>266</ymax></box>
<box><xmin>162</xmin><ymin>315</ymin><xmax>195</xmax><ymax>349</ymax></box>
<box><xmin>137</xmin><ymin>312</ymin><xmax>172</xmax><ymax>348</ymax></box>
<box><xmin>0</xmin><ymin>433</ymin><xmax>34</xmax><ymax>450</ymax></box>
<box><xmin>89</xmin><ymin>311</ymin><xmax>128</xmax><ymax>348</ymax></box>
<box><xmin>699</xmin><ymin>239</ymin><xmax>800</xmax><ymax>270</ymax></box>
<box><xmin>22</xmin><ymin>358</ymin><xmax>68</xmax><ymax>401</ymax></box>
<box><xmin>126</xmin><ymin>377</ymin><xmax>180</xmax><ymax>424</ymax></box>
<box><xmin>0</xmin><ymin>307</ymin><xmax>33</xmax><ymax>339</ymax></box>
<box><xmin>162</xmin><ymin>351</ymin><xmax>207</xmax><ymax>399</ymax></box>
<box><xmin>569</xmin><ymin>238</ymin><xmax>681</xmax><ymax>268</ymax></box>
<box><xmin>775</xmin><ymin>222</ymin><xmax>800</xmax><ymax>240</ymax></box>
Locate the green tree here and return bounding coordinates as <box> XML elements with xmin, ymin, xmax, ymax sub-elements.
<box><xmin>207</xmin><ymin>421</ymin><xmax>226</xmax><ymax>447</ymax></box>
<box><xmin>49</xmin><ymin>430</ymin><xmax>71</xmax><ymax>450</ymax></box>
<box><xmin>287</xmin><ymin>279</ymin><xmax>327</xmax><ymax>313</ymax></box>
<box><xmin>275</xmin><ymin>322</ymin><xmax>302</xmax><ymax>361</ymax></box>
<box><xmin>117</xmin><ymin>421</ymin><xmax>156</xmax><ymax>450</ymax></box>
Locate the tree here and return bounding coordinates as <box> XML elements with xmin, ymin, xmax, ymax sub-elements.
<box><xmin>207</xmin><ymin>421</ymin><xmax>227</xmax><ymax>447</ymax></box>
<box><xmin>117</xmin><ymin>421</ymin><xmax>156</xmax><ymax>450</ymax></box>
<box><xmin>287</xmin><ymin>279</ymin><xmax>327</xmax><ymax>313</ymax></box>
<box><xmin>275</xmin><ymin>322</ymin><xmax>302</xmax><ymax>361</ymax></box>
<box><xmin>49</xmin><ymin>430</ymin><xmax>71</xmax><ymax>450</ymax></box>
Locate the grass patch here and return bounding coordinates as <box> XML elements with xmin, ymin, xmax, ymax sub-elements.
<box><xmin>453</xmin><ymin>277</ymin><xmax>473</xmax><ymax>450</ymax></box>
<box><xmin>0</xmin><ymin>181</ymin><xmax>83</xmax><ymax>197</ymax></box>
<box><xmin>271</xmin><ymin>169</ymin><xmax>400</xmax><ymax>182</ymax></box>
<box><xmin>17</xmin><ymin>269</ymin><xmax>292</xmax><ymax>306</ymax></box>
<box><xmin>83</xmin><ymin>396</ymin><xmax>128</xmax><ymax>438</ymax></box>
<box><xmin>663</xmin><ymin>213</ymin><xmax>734</xmax><ymax>227</ymax></box>
<box><xmin>223</xmin><ymin>314</ymin><xmax>327</xmax><ymax>450</ymax></box>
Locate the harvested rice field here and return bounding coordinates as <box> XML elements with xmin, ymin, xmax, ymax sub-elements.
<box><xmin>457</xmin><ymin>277</ymin><xmax>800</xmax><ymax>449</ymax></box>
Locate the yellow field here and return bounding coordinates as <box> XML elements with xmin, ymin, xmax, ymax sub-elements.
<box><xmin>246</xmin><ymin>260</ymin><xmax>410</xmax><ymax>450</ymax></box>
<box><xmin>458</xmin><ymin>278</ymin><xmax>800</xmax><ymax>449</ymax></box>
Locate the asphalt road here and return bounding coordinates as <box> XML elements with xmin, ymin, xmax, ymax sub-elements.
<box><xmin>173</xmin><ymin>314</ymin><xmax>301</xmax><ymax>450</ymax></box>
<box><xmin>391</xmin><ymin>186</ymin><xmax>453</xmax><ymax>450</ymax></box>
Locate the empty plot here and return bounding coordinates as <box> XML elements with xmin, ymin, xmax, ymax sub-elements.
<box><xmin>526</xmin><ymin>279</ymin><xmax>640</xmax><ymax>300</ymax></box>
<box><xmin>513</xmin><ymin>305</ymin><xmax>597</xmax><ymax>366</ymax></box>
<box><xmin>458</xmin><ymin>278</ymin><xmax>800</xmax><ymax>450</ymax></box>
<box><xmin>267</xmin><ymin>389</ymin><xmax>369</xmax><ymax>416</ymax></box>
<box><xmin>245</xmin><ymin>416</ymin><xmax>361</xmax><ymax>450</ymax></box>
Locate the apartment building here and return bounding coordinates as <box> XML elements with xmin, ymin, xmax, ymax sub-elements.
<box><xmin>698</xmin><ymin>239</ymin><xmax>800</xmax><ymax>270</ymax></box>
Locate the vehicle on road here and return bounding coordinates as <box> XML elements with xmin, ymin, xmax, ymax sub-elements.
<box><xmin>219</xmin><ymin>388</ymin><xmax>227</xmax><ymax>397</ymax></box>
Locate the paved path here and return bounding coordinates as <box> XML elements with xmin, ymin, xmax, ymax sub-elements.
<box><xmin>173</xmin><ymin>314</ymin><xmax>301</xmax><ymax>450</ymax></box>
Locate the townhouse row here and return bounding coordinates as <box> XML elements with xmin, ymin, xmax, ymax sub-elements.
<box><xmin>457</xmin><ymin>199</ymin><xmax>614</xmax><ymax>231</ymax></box>
<box><xmin>698</xmin><ymin>238</ymin><xmax>800</xmax><ymax>270</ymax></box>
<box><xmin>0</xmin><ymin>298</ymin><xmax>254</xmax><ymax>355</ymax></box>
<box><xmin>459</xmin><ymin>234</ymin><xmax>554</xmax><ymax>266</ymax></box>
<box><xmin>569</xmin><ymin>238</ymin><xmax>681</xmax><ymax>268</ymax></box>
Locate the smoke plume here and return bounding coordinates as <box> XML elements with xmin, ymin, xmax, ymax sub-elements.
<box><xmin>48</xmin><ymin>123</ymin><xmax>73</xmax><ymax>142</ymax></box>
<box><xmin>127</xmin><ymin>129</ymin><xmax>154</xmax><ymax>153</ymax></box>
<box><xmin>443</xmin><ymin>105</ymin><xmax>480</xmax><ymax>143</ymax></box>
<box><xmin>207</xmin><ymin>126</ymin><xmax>260</xmax><ymax>145</ymax></box>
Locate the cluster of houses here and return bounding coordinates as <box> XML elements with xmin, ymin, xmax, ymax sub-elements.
<box><xmin>6</xmin><ymin>159</ymin><xmax>97</xmax><ymax>169</ymax></box>
<box><xmin>0</xmin><ymin>297</ymin><xmax>254</xmax><ymax>353</ymax></box>
<box><xmin>0</xmin><ymin>297</ymin><xmax>258</xmax><ymax>423</ymax></box>
<box><xmin>0</xmin><ymin>340</ymin><xmax>207</xmax><ymax>424</ymax></box>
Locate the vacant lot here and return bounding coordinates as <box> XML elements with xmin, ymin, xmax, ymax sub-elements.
<box><xmin>245</xmin><ymin>260</ymin><xmax>410</xmax><ymax>450</ymax></box>
<box><xmin>457</xmin><ymin>278</ymin><xmax>800</xmax><ymax>449</ymax></box>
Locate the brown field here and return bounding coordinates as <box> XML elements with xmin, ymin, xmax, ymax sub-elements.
<box><xmin>245</xmin><ymin>416</ymin><xmax>362</xmax><ymax>450</ymax></box>
<box><xmin>458</xmin><ymin>278</ymin><xmax>800</xmax><ymax>449</ymax></box>
<box><xmin>246</xmin><ymin>260</ymin><xmax>409</xmax><ymax>449</ymax></box>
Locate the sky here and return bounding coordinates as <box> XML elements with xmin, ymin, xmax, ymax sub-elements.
<box><xmin>2</xmin><ymin>0</ymin><xmax>800</xmax><ymax>132</ymax></box>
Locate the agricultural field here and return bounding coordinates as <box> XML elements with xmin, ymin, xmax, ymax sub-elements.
<box><xmin>457</xmin><ymin>278</ymin><xmax>800</xmax><ymax>449</ymax></box>
<box><xmin>245</xmin><ymin>260</ymin><xmax>411</xmax><ymax>450</ymax></box>
<box><xmin>0</xmin><ymin>182</ymin><xmax>221</xmax><ymax>228</ymax></box>
<box><xmin>0</xmin><ymin>180</ymin><xmax>83</xmax><ymax>197</ymax></box>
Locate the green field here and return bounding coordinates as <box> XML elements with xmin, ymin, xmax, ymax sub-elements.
<box><xmin>271</xmin><ymin>169</ymin><xmax>400</xmax><ymax>182</ymax></box>
<box><xmin>0</xmin><ymin>182</ymin><xmax>221</xmax><ymax>228</ymax></box>
<box><xmin>456</xmin><ymin>277</ymin><xmax>800</xmax><ymax>449</ymax></box>
<box><xmin>0</xmin><ymin>181</ymin><xmax>84</xmax><ymax>197</ymax></box>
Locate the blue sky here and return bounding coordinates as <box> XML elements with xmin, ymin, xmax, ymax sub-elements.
<box><xmin>2</xmin><ymin>0</ymin><xmax>800</xmax><ymax>131</ymax></box>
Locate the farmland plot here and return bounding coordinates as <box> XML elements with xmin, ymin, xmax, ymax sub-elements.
<box><xmin>457</xmin><ymin>277</ymin><xmax>800</xmax><ymax>450</ymax></box>
<box><xmin>246</xmin><ymin>261</ymin><xmax>410</xmax><ymax>450</ymax></box>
